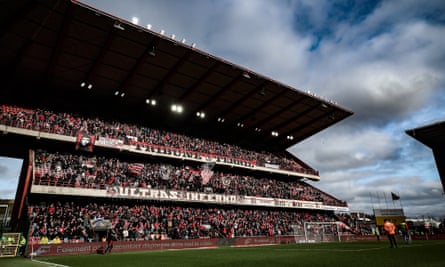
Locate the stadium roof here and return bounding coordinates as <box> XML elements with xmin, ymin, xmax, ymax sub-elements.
<box><xmin>0</xmin><ymin>0</ymin><xmax>353</xmax><ymax>152</ymax></box>
<box><xmin>406</xmin><ymin>120</ymin><xmax>445</xmax><ymax>193</ymax></box>
<box><xmin>405</xmin><ymin>120</ymin><xmax>445</xmax><ymax>150</ymax></box>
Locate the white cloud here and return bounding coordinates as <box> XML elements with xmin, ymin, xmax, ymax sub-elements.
<box><xmin>0</xmin><ymin>157</ymin><xmax>22</xmax><ymax>199</ymax></box>
<box><xmin>292</xmin><ymin>129</ymin><xmax>398</xmax><ymax>171</ymax></box>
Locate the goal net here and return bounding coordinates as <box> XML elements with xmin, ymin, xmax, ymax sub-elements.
<box><xmin>291</xmin><ymin>222</ymin><xmax>341</xmax><ymax>243</ymax></box>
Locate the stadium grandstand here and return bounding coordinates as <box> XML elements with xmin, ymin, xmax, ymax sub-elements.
<box><xmin>0</xmin><ymin>0</ymin><xmax>365</xmax><ymax>257</ymax></box>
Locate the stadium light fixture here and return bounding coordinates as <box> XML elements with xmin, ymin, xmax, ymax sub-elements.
<box><xmin>271</xmin><ymin>131</ymin><xmax>279</xmax><ymax>137</ymax></box>
<box><xmin>114</xmin><ymin>90</ymin><xmax>119</xmax><ymax>96</ymax></box>
<box><xmin>160</xmin><ymin>29</ymin><xmax>165</xmax><ymax>35</ymax></box>
<box><xmin>254</xmin><ymin>127</ymin><xmax>262</xmax><ymax>132</ymax></box>
<box><xmin>87</xmin><ymin>84</ymin><xmax>93</xmax><ymax>90</ymax></box>
<box><xmin>217</xmin><ymin>117</ymin><xmax>225</xmax><ymax>123</ymax></box>
<box><xmin>237</xmin><ymin>122</ymin><xmax>244</xmax><ymax>128</ymax></box>
<box><xmin>242</xmin><ymin>72</ymin><xmax>251</xmax><ymax>79</ymax></box>
<box><xmin>191</xmin><ymin>43</ymin><xmax>196</xmax><ymax>48</ymax></box>
<box><xmin>120</xmin><ymin>92</ymin><xmax>125</xmax><ymax>97</ymax></box>
<box><xmin>259</xmin><ymin>88</ymin><xmax>266</xmax><ymax>96</ymax></box>
<box><xmin>287</xmin><ymin>135</ymin><xmax>294</xmax><ymax>140</ymax></box>
<box><xmin>148</xmin><ymin>46</ymin><xmax>156</xmax><ymax>57</ymax></box>
<box><xmin>146</xmin><ymin>24</ymin><xmax>152</xmax><ymax>30</ymax></box>
<box><xmin>181</xmin><ymin>38</ymin><xmax>186</xmax><ymax>44</ymax></box>
<box><xmin>171</xmin><ymin>104</ymin><xmax>183</xmax><ymax>113</ymax></box>
<box><xmin>170</xmin><ymin>34</ymin><xmax>176</xmax><ymax>40</ymax></box>
<box><xmin>113</xmin><ymin>22</ymin><xmax>125</xmax><ymax>31</ymax></box>
<box><xmin>146</xmin><ymin>99</ymin><xmax>156</xmax><ymax>106</ymax></box>
<box><xmin>196</xmin><ymin>112</ymin><xmax>205</xmax><ymax>119</ymax></box>
<box><xmin>131</xmin><ymin>17</ymin><xmax>139</xmax><ymax>25</ymax></box>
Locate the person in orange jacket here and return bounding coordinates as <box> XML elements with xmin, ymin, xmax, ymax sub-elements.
<box><xmin>383</xmin><ymin>219</ymin><xmax>398</xmax><ymax>248</ymax></box>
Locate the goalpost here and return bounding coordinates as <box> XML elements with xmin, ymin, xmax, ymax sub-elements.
<box><xmin>291</xmin><ymin>222</ymin><xmax>341</xmax><ymax>243</ymax></box>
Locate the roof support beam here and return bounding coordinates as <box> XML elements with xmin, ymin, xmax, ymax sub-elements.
<box><xmin>214</xmin><ymin>80</ymin><xmax>269</xmax><ymax>123</ymax></box>
<box><xmin>44</xmin><ymin>2</ymin><xmax>75</xmax><ymax>83</ymax></box>
<box><xmin>146</xmin><ymin>49</ymin><xmax>192</xmax><ymax>100</ymax></box>
<box><xmin>178</xmin><ymin>61</ymin><xmax>219</xmax><ymax>101</ymax></box>
<box><xmin>118</xmin><ymin>39</ymin><xmax>159</xmax><ymax>96</ymax></box>
<box><xmin>82</xmin><ymin>25</ymin><xmax>117</xmax><ymax>87</ymax></box>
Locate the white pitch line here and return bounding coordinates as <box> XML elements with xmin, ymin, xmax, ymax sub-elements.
<box><xmin>31</xmin><ymin>258</ymin><xmax>70</xmax><ymax>267</ymax></box>
<box><xmin>275</xmin><ymin>247</ymin><xmax>386</xmax><ymax>252</ymax></box>
<box><xmin>275</xmin><ymin>241</ymin><xmax>445</xmax><ymax>253</ymax></box>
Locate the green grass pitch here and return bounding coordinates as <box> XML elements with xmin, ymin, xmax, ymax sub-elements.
<box><xmin>1</xmin><ymin>240</ymin><xmax>444</xmax><ymax>267</ymax></box>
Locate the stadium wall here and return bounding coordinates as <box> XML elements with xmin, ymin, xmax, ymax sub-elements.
<box><xmin>27</xmin><ymin>236</ymin><xmax>296</xmax><ymax>257</ymax></box>
<box><xmin>27</xmin><ymin>234</ymin><xmax>445</xmax><ymax>257</ymax></box>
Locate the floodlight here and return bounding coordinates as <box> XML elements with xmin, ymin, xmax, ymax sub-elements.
<box><xmin>146</xmin><ymin>99</ymin><xmax>156</xmax><ymax>106</ymax></box>
<box><xmin>148</xmin><ymin>46</ymin><xmax>156</xmax><ymax>56</ymax></box>
<box><xmin>113</xmin><ymin>22</ymin><xmax>125</xmax><ymax>31</ymax></box>
<box><xmin>196</xmin><ymin>112</ymin><xmax>205</xmax><ymax>119</ymax></box>
<box><xmin>171</xmin><ymin>104</ymin><xmax>183</xmax><ymax>113</ymax></box>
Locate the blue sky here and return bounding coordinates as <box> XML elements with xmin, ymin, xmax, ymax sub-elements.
<box><xmin>1</xmin><ymin>0</ymin><xmax>444</xmax><ymax>218</ymax></box>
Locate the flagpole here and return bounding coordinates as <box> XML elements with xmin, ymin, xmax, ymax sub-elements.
<box><xmin>376</xmin><ymin>191</ymin><xmax>382</xmax><ymax>209</ymax></box>
<box><xmin>398</xmin><ymin>191</ymin><xmax>404</xmax><ymax>211</ymax></box>
<box><xmin>383</xmin><ymin>192</ymin><xmax>389</xmax><ymax>209</ymax></box>
<box><xmin>369</xmin><ymin>192</ymin><xmax>375</xmax><ymax>211</ymax></box>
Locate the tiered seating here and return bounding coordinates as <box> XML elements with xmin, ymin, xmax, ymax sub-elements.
<box><xmin>1</xmin><ymin>104</ymin><xmax>317</xmax><ymax>175</ymax></box>
<box><xmin>1</xmin><ymin>103</ymin><xmax>351</xmax><ymax>244</ymax></box>
<box><xmin>33</xmin><ymin>150</ymin><xmax>346</xmax><ymax>206</ymax></box>
<box><xmin>28</xmin><ymin>201</ymin><xmax>337</xmax><ymax>243</ymax></box>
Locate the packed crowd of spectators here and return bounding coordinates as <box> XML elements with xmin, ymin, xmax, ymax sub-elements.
<box><xmin>33</xmin><ymin>150</ymin><xmax>346</xmax><ymax>206</ymax></box>
<box><xmin>0</xmin><ymin>104</ymin><xmax>317</xmax><ymax>175</ymax></box>
<box><xmin>28</xmin><ymin>201</ymin><xmax>338</xmax><ymax>243</ymax></box>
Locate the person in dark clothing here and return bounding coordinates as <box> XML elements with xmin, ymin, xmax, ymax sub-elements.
<box><xmin>105</xmin><ymin>230</ymin><xmax>115</xmax><ymax>254</ymax></box>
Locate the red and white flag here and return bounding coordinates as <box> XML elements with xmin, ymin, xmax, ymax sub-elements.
<box><xmin>128</xmin><ymin>163</ymin><xmax>144</xmax><ymax>175</ymax></box>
